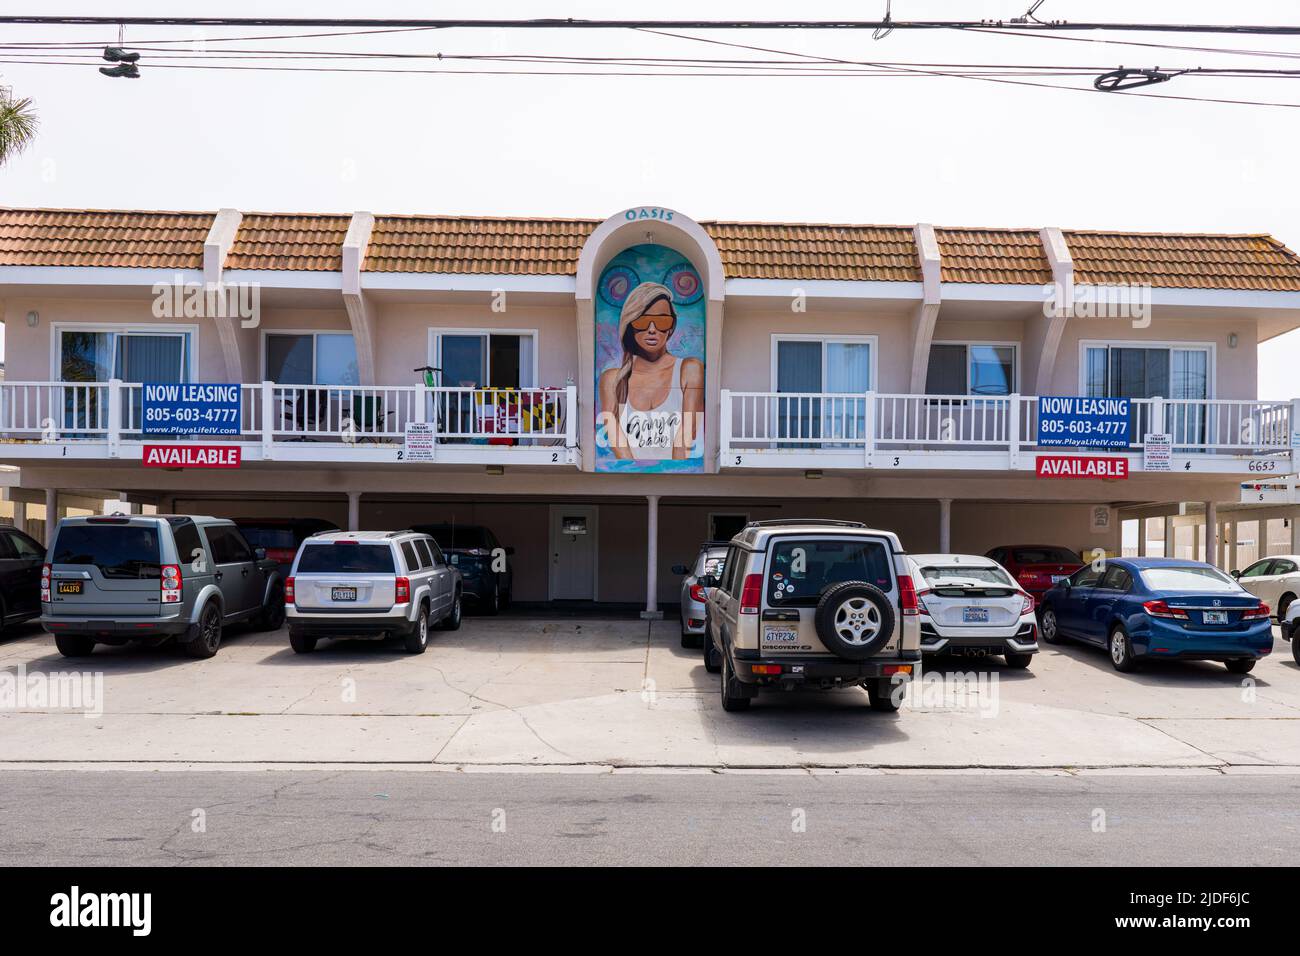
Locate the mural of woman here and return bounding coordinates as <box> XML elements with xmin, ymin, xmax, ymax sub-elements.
<box><xmin>598</xmin><ymin>280</ymin><xmax>704</xmax><ymax>461</ymax></box>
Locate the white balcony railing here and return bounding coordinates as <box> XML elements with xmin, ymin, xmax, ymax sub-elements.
<box><xmin>722</xmin><ymin>390</ymin><xmax>1299</xmax><ymax>471</ymax></box>
<box><xmin>0</xmin><ymin>380</ymin><xmax>578</xmax><ymax>464</ymax></box>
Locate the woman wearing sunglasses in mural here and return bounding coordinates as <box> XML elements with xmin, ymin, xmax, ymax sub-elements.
<box><xmin>598</xmin><ymin>281</ymin><xmax>704</xmax><ymax>461</ymax></box>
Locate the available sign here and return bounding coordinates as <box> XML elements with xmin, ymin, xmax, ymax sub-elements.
<box><xmin>142</xmin><ymin>383</ymin><xmax>241</xmax><ymax>436</ymax></box>
<box><xmin>1035</xmin><ymin>455</ymin><xmax>1129</xmax><ymax>479</ymax></box>
<box><xmin>143</xmin><ymin>444</ymin><xmax>242</xmax><ymax>469</ymax></box>
<box><xmin>1143</xmin><ymin>432</ymin><xmax>1172</xmax><ymax>472</ymax></box>
<box><xmin>1036</xmin><ymin>396</ymin><xmax>1131</xmax><ymax>449</ymax></box>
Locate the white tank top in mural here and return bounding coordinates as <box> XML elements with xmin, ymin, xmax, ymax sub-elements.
<box><xmin>619</xmin><ymin>358</ymin><xmax>683</xmax><ymax>459</ymax></box>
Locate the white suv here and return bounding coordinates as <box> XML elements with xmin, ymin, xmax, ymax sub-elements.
<box><xmin>704</xmin><ymin>520</ymin><xmax>921</xmax><ymax>712</ymax></box>
<box><xmin>286</xmin><ymin>531</ymin><xmax>462</xmax><ymax>654</ymax></box>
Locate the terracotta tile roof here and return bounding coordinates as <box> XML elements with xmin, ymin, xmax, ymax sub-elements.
<box><xmin>0</xmin><ymin>208</ymin><xmax>211</xmax><ymax>269</ymax></box>
<box><xmin>936</xmin><ymin>227</ymin><xmax>1052</xmax><ymax>284</ymax></box>
<box><xmin>1065</xmin><ymin>230</ymin><xmax>1300</xmax><ymax>291</ymax></box>
<box><xmin>703</xmin><ymin>222</ymin><xmax>921</xmax><ymax>282</ymax></box>
<box><xmin>3</xmin><ymin>207</ymin><xmax>1300</xmax><ymax>292</ymax></box>
<box><xmin>365</xmin><ymin>215</ymin><xmax>598</xmax><ymax>274</ymax></box>
<box><xmin>226</xmin><ymin>213</ymin><xmax>350</xmax><ymax>272</ymax></box>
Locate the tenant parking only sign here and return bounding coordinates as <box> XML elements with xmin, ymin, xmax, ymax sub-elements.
<box><xmin>1036</xmin><ymin>396</ymin><xmax>1131</xmax><ymax>449</ymax></box>
<box><xmin>142</xmin><ymin>383</ymin><xmax>242</xmax><ymax>436</ymax></box>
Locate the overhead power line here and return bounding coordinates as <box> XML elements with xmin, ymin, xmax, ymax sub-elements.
<box><xmin>5</xmin><ymin>16</ymin><xmax>1300</xmax><ymax>37</ymax></box>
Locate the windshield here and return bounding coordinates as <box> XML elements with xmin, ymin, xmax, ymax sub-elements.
<box><xmin>239</xmin><ymin>527</ymin><xmax>298</xmax><ymax>550</ymax></box>
<box><xmin>696</xmin><ymin>549</ymin><xmax>727</xmax><ymax>578</ymax></box>
<box><xmin>1011</xmin><ymin>547</ymin><xmax>1082</xmax><ymax>564</ymax></box>
<box><xmin>296</xmin><ymin>544</ymin><xmax>395</xmax><ymax>574</ymax></box>
<box><xmin>419</xmin><ymin>526</ymin><xmax>490</xmax><ymax>550</ymax></box>
<box><xmin>920</xmin><ymin>565</ymin><xmax>1014</xmax><ymax>587</ymax></box>
<box><xmin>52</xmin><ymin>524</ymin><xmax>162</xmax><ymax>579</ymax></box>
<box><xmin>1140</xmin><ymin>566</ymin><xmax>1241</xmax><ymax>593</ymax></box>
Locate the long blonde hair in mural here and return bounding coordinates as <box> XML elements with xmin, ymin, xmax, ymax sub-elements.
<box><xmin>613</xmin><ymin>281</ymin><xmax>676</xmax><ymax>406</ymax></box>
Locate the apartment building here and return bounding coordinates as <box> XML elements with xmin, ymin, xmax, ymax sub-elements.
<box><xmin>2</xmin><ymin>204</ymin><xmax>1298</xmax><ymax>610</ymax></box>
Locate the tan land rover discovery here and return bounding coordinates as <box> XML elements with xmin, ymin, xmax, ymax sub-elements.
<box><xmin>703</xmin><ymin>520</ymin><xmax>921</xmax><ymax>712</ymax></box>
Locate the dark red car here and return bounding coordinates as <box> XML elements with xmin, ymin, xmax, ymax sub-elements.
<box><xmin>234</xmin><ymin>518</ymin><xmax>338</xmax><ymax>577</ymax></box>
<box><xmin>985</xmin><ymin>545</ymin><xmax>1084</xmax><ymax>606</ymax></box>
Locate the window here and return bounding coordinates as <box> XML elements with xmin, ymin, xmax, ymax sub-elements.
<box><xmin>1275</xmin><ymin>559</ymin><xmax>1298</xmax><ymax>575</ymax></box>
<box><xmin>3</xmin><ymin>529</ymin><xmax>44</xmax><ymax>559</ymax></box>
<box><xmin>926</xmin><ymin>344</ymin><xmax>1016</xmax><ymax>396</ymax></box>
<box><xmin>773</xmin><ymin>336</ymin><xmax>874</xmax><ymax>444</ymax></box>
<box><xmin>415</xmin><ymin>539</ymin><xmax>439</xmax><ymax>568</ymax></box>
<box><xmin>265</xmin><ymin>332</ymin><xmax>359</xmax><ymax>385</ymax></box>
<box><xmin>401</xmin><ymin>541</ymin><xmax>422</xmax><ymax>571</ymax></box>
<box><xmin>57</xmin><ymin>327</ymin><xmax>193</xmax><ymax>432</ymax></box>
<box><xmin>205</xmin><ymin>526</ymin><xmax>253</xmax><ymax>565</ymax></box>
<box><xmin>1069</xmin><ymin>567</ymin><xmax>1103</xmax><ymax>588</ymax></box>
<box><xmin>52</xmin><ymin>524</ymin><xmax>162</xmax><ymax>579</ymax></box>
<box><xmin>918</xmin><ymin>565</ymin><xmax>1015</xmax><ymax>587</ymax></box>
<box><xmin>431</xmin><ymin>331</ymin><xmax>536</xmax><ymax>388</ymax></box>
<box><xmin>1099</xmin><ymin>566</ymin><xmax>1133</xmax><ymax>591</ymax></box>
<box><xmin>1085</xmin><ymin>343</ymin><xmax>1212</xmax><ymax>444</ymax></box>
<box><xmin>766</xmin><ymin>538</ymin><xmax>893</xmax><ymax>607</ymax></box>
<box><xmin>1239</xmin><ymin>559</ymin><xmax>1275</xmax><ymax>578</ymax></box>
<box><xmin>296</xmin><ymin>544</ymin><xmax>395</xmax><ymax>574</ymax></box>
<box><xmin>1140</xmin><ymin>566</ymin><xmax>1238</xmax><ymax>592</ymax></box>
<box><xmin>170</xmin><ymin>521</ymin><xmax>205</xmax><ymax>570</ymax></box>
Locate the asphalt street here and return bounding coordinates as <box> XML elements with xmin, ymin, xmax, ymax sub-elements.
<box><xmin>2</xmin><ymin>768</ymin><xmax>1297</xmax><ymax>866</ymax></box>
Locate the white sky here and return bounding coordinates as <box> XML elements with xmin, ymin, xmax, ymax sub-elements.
<box><xmin>1</xmin><ymin>0</ymin><xmax>1298</xmax><ymax>395</ymax></box>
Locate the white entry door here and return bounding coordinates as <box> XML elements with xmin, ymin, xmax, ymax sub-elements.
<box><xmin>550</xmin><ymin>505</ymin><xmax>598</xmax><ymax>601</ymax></box>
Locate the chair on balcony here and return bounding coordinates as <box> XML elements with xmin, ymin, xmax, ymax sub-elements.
<box><xmin>278</xmin><ymin>388</ymin><xmax>329</xmax><ymax>441</ymax></box>
<box><xmin>350</xmin><ymin>394</ymin><xmax>393</xmax><ymax>443</ymax></box>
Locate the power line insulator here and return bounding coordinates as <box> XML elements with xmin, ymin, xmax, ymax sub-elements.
<box><xmin>1094</xmin><ymin>67</ymin><xmax>1176</xmax><ymax>92</ymax></box>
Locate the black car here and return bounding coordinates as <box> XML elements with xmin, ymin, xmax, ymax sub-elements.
<box><xmin>234</xmin><ymin>517</ymin><xmax>338</xmax><ymax>577</ymax></box>
<box><xmin>0</xmin><ymin>525</ymin><xmax>45</xmax><ymax>637</ymax></box>
<box><xmin>410</xmin><ymin>524</ymin><xmax>513</xmax><ymax>614</ymax></box>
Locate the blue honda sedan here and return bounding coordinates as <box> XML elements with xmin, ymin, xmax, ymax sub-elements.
<box><xmin>1038</xmin><ymin>558</ymin><xmax>1274</xmax><ymax>674</ymax></box>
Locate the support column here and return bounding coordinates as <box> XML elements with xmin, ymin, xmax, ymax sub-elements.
<box><xmin>937</xmin><ymin>498</ymin><xmax>952</xmax><ymax>553</ymax></box>
<box><xmin>44</xmin><ymin>488</ymin><xmax>59</xmax><ymax>546</ymax></box>
<box><xmin>1137</xmin><ymin>518</ymin><xmax>1149</xmax><ymax>557</ymax></box>
<box><xmin>1226</xmin><ymin>519</ymin><xmax>1238</xmax><ymax>572</ymax></box>
<box><xmin>346</xmin><ymin>491</ymin><xmax>361</xmax><ymax>532</ymax></box>
<box><xmin>640</xmin><ymin>494</ymin><xmax>663</xmax><ymax>620</ymax></box>
<box><xmin>1193</xmin><ymin>521</ymin><xmax>1202</xmax><ymax>563</ymax></box>
<box><xmin>10</xmin><ymin>496</ymin><xmax>26</xmax><ymax>534</ymax></box>
<box><xmin>1164</xmin><ymin>515</ymin><xmax>1175</xmax><ymax>558</ymax></box>
<box><xmin>1205</xmin><ymin>501</ymin><xmax>1218</xmax><ymax>569</ymax></box>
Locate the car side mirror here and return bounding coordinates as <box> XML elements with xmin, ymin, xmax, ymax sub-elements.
<box><xmin>1230</xmin><ymin>569</ymin><xmax>1241</xmax><ymax>578</ymax></box>
<box><xmin>671</xmin><ymin>564</ymin><xmax>689</xmax><ymax>575</ymax></box>
<box><xmin>254</xmin><ymin>547</ymin><xmax>267</xmax><ymax>561</ymax></box>
<box><xmin>1062</xmin><ymin>579</ymin><xmax>1072</xmax><ymax>590</ymax></box>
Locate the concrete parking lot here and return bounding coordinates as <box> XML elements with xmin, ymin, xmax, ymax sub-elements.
<box><xmin>1</xmin><ymin>613</ymin><xmax>1298</xmax><ymax>771</ymax></box>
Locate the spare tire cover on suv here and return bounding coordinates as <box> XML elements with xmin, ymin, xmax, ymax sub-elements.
<box><xmin>813</xmin><ymin>581</ymin><xmax>896</xmax><ymax>660</ymax></box>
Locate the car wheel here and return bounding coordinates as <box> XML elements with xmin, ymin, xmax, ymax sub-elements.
<box><xmin>1108</xmin><ymin>626</ymin><xmax>1137</xmax><ymax>673</ymax></box>
<box><xmin>404</xmin><ymin>605</ymin><xmax>430</xmax><ymax>654</ymax></box>
<box><xmin>1277</xmin><ymin>593</ymin><xmax>1295</xmax><ymax>622</ymax></box>
<box><xmin>483</xmin><ymin>584</ymin><xmax>501</xmax><ymax>616</ymax></box>
<box><xmin>440</xmin><ymin>592</ymin><xmax>462</xmax><ymax>631</ymax></box>
<box><xmin>813</xmin><ymin>581</ymin><xmax>895</xmax><ymax>660</ymax></box>
<box><xmin>255</xmin><ymin>585</ymin><xmax>286</xmax><ymax>631</ymax></box>
<box><xmin>288</xmin><ymin>631</ymin><xmax>317</xmax><ymax>654</ymax></box>
<box><xmin>1004</xmin><ymin>652</ymin><xmax>1033</xmax><ymax>669</ymax></box>
<box><xmin>719</xmin><ymin>654</ymin><xmax>750</xmax><ymax>712</ymax></box>
<box><xmin>1224</xmin><ymin>658</ymin><xmax>1256</xmax><ymax>675</ymax></box>
<box><xmin>866</xmin><ymin>677</ymin><xmax>902</xmax><ymax>712</ymax></box>
<box><xmin>54</xmin><ymin>633</ymin><xmax>96</xmax><ymax>658</ymax></box>
<box><xmin>1040</xmin><ymin>607</ymin><xmax>1062</xmax><ymax>644</ymax></box>
<box><xmin>184</xmin><ymin>603</ymin><xmax>223</xmax><ymax>659</ymax></box>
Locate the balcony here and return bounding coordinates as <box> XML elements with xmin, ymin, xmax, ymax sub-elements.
<box><xmin>721</xmin><ymin>391</ymin><xmax>1299</xmax><ymax>476</ymax></box>
<box><xmin>0</xmin><ymin>381</ymin><xmax>578</xmax><ymax>467</ymax></box>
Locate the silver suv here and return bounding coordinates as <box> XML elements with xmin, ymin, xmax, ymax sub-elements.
<box><xmin>704</xmin><ymin>520</ymin><xmax>921</xmax><ymax>712</ymax></box>
<box><xmin>42</xmin><ymin>514</ymin><xmax>284</xmax><ymax>659</ymax></box>
<box><xmin>286</xmin><ymin>531</ymin><xmax>462</xmax><ymax>654</ymax></box>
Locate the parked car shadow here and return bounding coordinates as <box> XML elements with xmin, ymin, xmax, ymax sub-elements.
<box><xmin>17</xmin><ymin>621</ymin><xmax>266</xmax><ymax>674</ymax></box>
<box><xmin>1038</xmin><ymin>638</ymin><xmax>1277</xmax><ymax>689</ymax></box>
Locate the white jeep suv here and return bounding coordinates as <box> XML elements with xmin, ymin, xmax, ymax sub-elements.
<box><xmin>704</xmin><ymin>520</ymin><xmax>921</xmax><ymax>712</ymax></box>
<box><xmin>286</xmin><ymin>531</ymin><xmax>462</xmax><ymax>654</ymax></box>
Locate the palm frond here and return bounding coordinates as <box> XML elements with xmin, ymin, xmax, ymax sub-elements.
<box><xmin>0</xmin><ymin>93</ymin><xmax>39</xmax><ymax>165</ymax></box>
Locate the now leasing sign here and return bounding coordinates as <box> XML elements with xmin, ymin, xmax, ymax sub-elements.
<box><xmin>142</xmin><ymin>444</ymin><xmax>242</xmax><ymax>469</ymax></box>
<box><xmin>1035</xmin><ymin>455</ymin><xmax>1129</xmax><ymax>479</ymax></box>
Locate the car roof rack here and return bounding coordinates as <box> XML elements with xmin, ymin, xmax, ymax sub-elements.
<box><xmin>744</xmin><ymin>519</ymin><xmax>866</xmax><ymax>529</ymax></box>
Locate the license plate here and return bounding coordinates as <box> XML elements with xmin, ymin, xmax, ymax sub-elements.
<box><xmin>763</xmin><ymin>627</ymin><xmax>798</xmax><ymax>643</ymax></box>
<box><xmin>331</xmin><ymin>587</ymin><xmax>357</xmax><ymax>602</ymax></box>
<box><xmin>56</xmin><ymin>581</ymin><xmax>83</xmax><ymax>595</ymax></box>
<box><xmin>962</xmin><ymin>607</ymin><xmax>989</xmax><ymax>623</ymax></box>
<box><xmin>1203</xmin><ymin>610</ymin><xmax>1228</xmax><ymax>624</ymax></box>
<box><xmin>1051</xmin><ymin>575</ymin><xmax>1067</xmax><ymax>584</ymax></box>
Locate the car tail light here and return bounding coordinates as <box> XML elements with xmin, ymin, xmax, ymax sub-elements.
<box><xmin>1019</xmin><ymin>592</ymin><xmax>1035</xmax><ymax>616</ymax></box>
<box><xmin>40</xmin><ymin>563</ymin><xmax>51</xmax><ymax>603</ymax></box>
<box><xmin>883</xmin><ymin>664</ymin><xmax>913</xmax><ymax>676</ymax></box>
<box><xmin>751</xmin><ymin>664</ymin><xmax>782</xmax><ymax>675</ymax></box>
<box><xmin>1243</xmin><ymin>603</ymin><xmax>1271</xmax><ymax>621</ymax></box>
<box><xmin>395</xmin><ymin>576</ymin><xmax>411</xmax><ymax>603</ymax></box>
<box><xmin>898</xmin><ymin>575</ymin><xmax>919</xmax><ymax>617</ymax></box>
<box><xmin>689</xmin><ymin>584</ymin><xmax>707</xmax><ymax>603</ymax></box>
<box><xmin>161</xmin><ymin>563</ymin><xmax>183</xmax><ymax>604</ymax></box>
<box><xmin>1143</xmin><ymin>599</ymin><xmax>1189</xmax><ymax>620</ymax></box>
<box><xmin>739</xmin><ymin>574</ymin><xmax>763</xmax><ymax>615</ymax></box>
<box><xmin>285</xmin><ymin>576</ymin><xmax>296</xmax><ymax>604</ymax></box>
<box><xmin>914</xmin><ymin>588</ymin><xmax>933</xmax><ymax>615</ymax></box>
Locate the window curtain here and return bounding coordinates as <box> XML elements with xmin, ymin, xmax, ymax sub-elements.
<box><xmin>775</xmin><ymin>340</ymin><xmax>822</xmax><ymax>443</ymax></box>
<box><xmin>926</xmin><ymin>344</ymin><xmax>966</xmax><ymax>395</ymax></box>
<box><xmin>117</xmin><ymin>334</ymin><xmax>186</xmax><ymax>436</ymax></box>
<box><xmin>824</xmin><ymin>342</ymin><xmax>870</xmax><ymax>442</ymax></box>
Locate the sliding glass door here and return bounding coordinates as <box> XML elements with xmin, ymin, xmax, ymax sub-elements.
<box><xmin>1084</xmin><ymin>344</ymin><xmax>1209</xmax><ymax>443</ymax></box>
<box><xmin>774</xmin><ymin>337</ymin><xmax>872</xmax><ymax>447</ymax></box>
<box><xmin>58</xmin><ymin>329</ymin><xmax>190</xmax><ymax>432</ymax></box>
